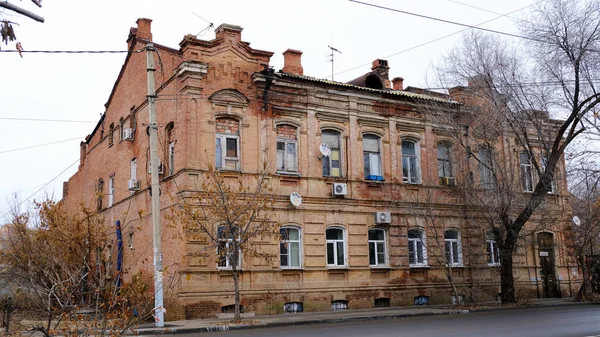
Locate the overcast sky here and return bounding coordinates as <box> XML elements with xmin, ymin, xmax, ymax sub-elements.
<box><xmin>0</xmin><ymin>0</ymin><xmax>532</xmax><ymax>221</ymax></box>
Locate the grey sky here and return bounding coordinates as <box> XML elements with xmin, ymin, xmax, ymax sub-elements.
<box><xmin>0</xmin><ymin>0</ymin><xmax>531</xmax><ymax>220</ymax></box>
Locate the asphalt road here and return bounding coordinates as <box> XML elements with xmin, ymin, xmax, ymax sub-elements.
<box><xmin>177</xmin><ymin>305</ymin><xmax>600</xmax><ymax>337</ymax></box>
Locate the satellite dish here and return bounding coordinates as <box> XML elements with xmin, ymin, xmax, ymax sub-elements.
<box><xmin>573</xmin><ymin>216</ymin><xmax>581</xmax><ymax>226</ymax></box>
<box><xmin>319</xmin><ymin>144</ymin><xmax>332</xmax><ymax>157</ymax></box>
<box><xmin>290</xmin><ymin>192</ymin><xmax>302</xmax><ymax>207</ymax></box>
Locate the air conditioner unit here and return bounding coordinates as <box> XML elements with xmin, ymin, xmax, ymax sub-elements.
<box><xmin>148</xmin><ymin>161</ymin><xmax>164</xmax><ymax>174</ymax></box>
<box><xmin>123</xmin><ymin>128</ymin><xmax>134</xmax><ymax>141</ymax></box>
<box><xmin>127</xmin><ymin>179</ymin><xmax>140</xmax><ymax>191</ymax></box>
<box><xmin>439</xmin><ymin>177</ymin><xmax>456</xmax><ymax>186</ymax></box>
<box><xmin>332</xmin><ymin>183</ymin><xmax>348</xmax><ymax>196</ymax></box>
<box><xmin>374</xmin><ymin>211</ymin><xmax>391</xmax><ymax>224</ymax></box>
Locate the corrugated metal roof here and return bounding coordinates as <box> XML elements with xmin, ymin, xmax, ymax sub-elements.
<box><xmin>278</xmin><ymin>72</ymin><xmax>458</xmax><ymax>104</ymax></box>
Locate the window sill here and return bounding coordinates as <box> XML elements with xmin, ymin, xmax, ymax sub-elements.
<box><xmin>365</xmin><ymin>175</ymin><xmax>384</xmax><ymax>182</ymax></box>
<box><xmin>217</xmin><ymin>267</ymin><xmax>243</xmax><ymax>271</ymax></box>
<box><xmin>409</xmin><ymin>265</ymin><xmax>429</xmax><ymax>269</ymax></box>
<box><xmin>447</xmin><ymin>264</ymin><xmax>465</xmax><ymax>268</ymax></box>
<box><xmin>487</xmin><ymin>263</ymin><xmax>500</xmax><ymax>267</ymax></box>
<box><xmin>277</xmin><ymin>171</ymin><xmax>301</xmax><ymax>177</ymax></box>
<box><xmin>280</xmin><ymin>267</ymin><xmax>303</xmax><ymax>271</ymax></box>
<box><xmin>370</xmin><ymin>265</ymin><xmax>391</xmax><ymax>269</ymax></box>
<box><xmin>327</xmin><ymin>266</ymin><xmax>348</xmax><ymax>270</ymax></box>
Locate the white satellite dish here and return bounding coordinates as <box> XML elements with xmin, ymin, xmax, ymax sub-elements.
<box><xmin>290</xmin><ymin>192</ymin><xmax>302</xmax><ymax>207</ymax></box>
<box><xmin>319</xmin><ymin>144</ymin><xmax>332</xmax><ymax>157</ymax></box>
<box><xmin>573</xmin><ymin>216</ymin><xmax>581</xmax><ymax>226</ymax></box>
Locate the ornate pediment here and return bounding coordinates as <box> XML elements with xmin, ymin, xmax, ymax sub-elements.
<box><xmin>209</xmin><ymin>89</ymin><xmax>249</xmax><ymax>108</ymax></box>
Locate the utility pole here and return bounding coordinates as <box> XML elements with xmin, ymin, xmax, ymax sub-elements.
<box><xmin>146</xmin><ymin>42</ymin><xmax>164</xmax><ymax>327</ymax></box>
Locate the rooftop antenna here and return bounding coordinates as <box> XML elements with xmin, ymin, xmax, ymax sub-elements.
<box><xmin>191</xmin><ymin>12</ymin><xmax>214</xmax><ymax>36</ymax></box>
<box><xmin>328</xmin><ymin>43</ymin><xmax>342</xmax><ymax>81</ymax></box>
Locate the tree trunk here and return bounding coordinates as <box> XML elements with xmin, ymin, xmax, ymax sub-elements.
<box><xmin>232</xmin><ymin>268</ymin><xmax>241</xmax><ymax>321</ymax></box>
<box><xmin>499</xmin><ymin>247</ymin><xmax>516</xmax><ymax>304</ymax></box>
<box><xmin>445</xmin><ymin>265</ymin><xmax>462</xmax><ymax>305</ymax></box>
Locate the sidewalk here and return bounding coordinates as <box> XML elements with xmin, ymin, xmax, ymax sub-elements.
<box><xmin>133</xmin><ymin>298</ymin><xmax>591</xmax><ymax>335</ymax></box>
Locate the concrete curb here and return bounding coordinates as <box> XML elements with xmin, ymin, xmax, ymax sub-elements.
<box><xmin>132</xmin><ymin>301</ymin><xmax>596</xmax><ymax>335</ymax></box>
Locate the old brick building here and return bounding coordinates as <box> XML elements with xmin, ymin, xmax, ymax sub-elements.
<box><xmin>62</xmin><ymin>19</ymin><xmax>579</xmax><ymax>319</ymax></box>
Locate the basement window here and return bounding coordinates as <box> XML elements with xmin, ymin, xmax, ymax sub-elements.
<box><xmin>374</xmin><ymin>298</ymin><xmax>390</xmax><ymax>308</ymax></box>
<box><xmin>331</xmin><ymin>300</ymin><xmax>348</xmax><ymax>311</ymax></box>
<box><xmin>221</xmin><ymin>305</ymin><xmax>244</xmax><ymax>313</ymax></box>
<box><xmin>283</xmin><ymin>302</ymin><xmax>303</xmax><ymax>313</ymax></box>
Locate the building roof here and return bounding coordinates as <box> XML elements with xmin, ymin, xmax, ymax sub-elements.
<box><xmin>278</xmin><ymin>72</ymin><xmax>458</xmax><ymax>104</ymax></box>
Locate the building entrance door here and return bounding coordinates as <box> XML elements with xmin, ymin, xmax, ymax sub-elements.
<box><xmin>538</xmin><ymin>232</ymin><xmax>559</xmax><ymax>298</ymax></box>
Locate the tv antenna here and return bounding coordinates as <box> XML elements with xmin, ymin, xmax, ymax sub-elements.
<box><xmin>328</xmin><ymin>45</ymin><xmax>342</xmax><ymax>81</ymax></box>
<box><xmin>191</xmin><ymin>12</ymin><xmax>214</xmax><ymax>37</ymax></box>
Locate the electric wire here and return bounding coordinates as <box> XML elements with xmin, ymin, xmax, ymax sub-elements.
<box><xmin>0</xmin><ymin>50</ymin><xmax>129</xmax><ymax>53</ymax></box>
<box><xmin>0</xmin><ymin>117</ymin><xmax>96</xmax><ymax>123</ymax></box>
<box><xmin>0</xmin><ymin>158</ymin><xmax>80</xmax><ymax>222</ymax></box>
<box><xmin>0</xmin><ymin>136</ymin><xmax>83</xmax><ymax>154</ymax></box>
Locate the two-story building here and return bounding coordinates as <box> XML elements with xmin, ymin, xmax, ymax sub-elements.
<box><xmin>62</xmin><ymin>19</ymin><xmax>578</xmax><ymax>319</ymax></box>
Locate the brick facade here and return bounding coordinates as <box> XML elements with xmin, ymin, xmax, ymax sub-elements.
<box><xmin>62</xmin><ymin>19</ymin><xmax>580</xmax><ymax>320</ymax></box>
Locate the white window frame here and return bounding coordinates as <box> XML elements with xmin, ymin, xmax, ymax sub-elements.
<box><xmin>437</xmin><ymin>143</ymin><xmax>453</xmax><ymax>179</ymax></box>
<box><xmin>363</xmin><ymin>134</ymin><xmax>383</xmax><ymax>180</ymax></box>
<box><xmin>107</xmin><ymin>175</ymin><xmax>114</xmax><ymax>207</ymax></box>
<box><xmin>408</xmin><ymin>228</ymin><xmax>428</xmax><ymax>267</ymax></box>
<box><xmin>276</xmin><ymin>138</ymin><xmax>298</xmax><ymax>173</ymax></box>
<box><xmin>368</xmin><ymin>228</ymin><xmax>387</xmax><ymax>267</ymax></box>
<box><xmin>326</xmin><ymin>227</ymin><xmax>346</xmax><ymax>267</ymax></box>
<box><xmin>130</xmin><ymin>158</ymin><xmax>137</xmax><ymax>181</ymax></box>
<box><xmin>168</xmin><ymin>141</ymin><xmax>175</xmax><ymax>176</ymax></box>
<box><xmin>541</xmin><ymin>155</ymin><xmax>557</xmax><ymax>194</ymax></box>
<box><xmin>280</xmin><ymin>227</ymin><xmax>302</xmax><ymax>269</ymax></box>
<box><xmin>444</xmin><ymin>229</ymin><xmax>462</xmax><ymax>266</ymax></box>
<box><xmin>217</xmin><ymin>226</ymin><xmax>241</xmax><ymax>269</ymax></box>
<box><xmin>402</xmin><ymin>140</ymin><xmax>421</xmax><ymax>184</ymax></box>
<box><xmin>520</xmin><ymin>152</ymin><xmax>534</xmax><ymax>192</ymax></box>
<box><xmin>321</xmin><ymin>130</ymin><xmax>342</xmax><ymax>177</ymax></box>
<box><xmin>478</xmin><ymin>147</ymin><xmax>493</xmax><ymax>188</ymax></box>
<box><xmin>215</xmin><ymin>134</ymin><xmax>240</xmax><ymax>170</ymax></box>
<box><xmin>486</xmin><ymin>231</ymin><xmax>500</xmax><ymax>266</ymax></box>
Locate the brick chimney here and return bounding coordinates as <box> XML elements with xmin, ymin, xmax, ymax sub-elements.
<box><xmin>136</xmin><ymin>18</ymin><xmax>153</xmax><ymax>41</ymax></box>
<box><xmin>371</xmin><ymin>59</ymin><xmax>390</xmax><ymax>88</ymax></box>
<box><xmin>215</xmin><ymin>24</ymin><xmax>243</xmax><ymax>44</ymax></box>
<box><xmin>392</xmin><ymin>77</ymin><xmax>404</xmax><ymax>90</ymax></box>
<box><xmin>282</xmin><ymin>49</ymin><xmax>303</xmax><ymax>75</ymax></box>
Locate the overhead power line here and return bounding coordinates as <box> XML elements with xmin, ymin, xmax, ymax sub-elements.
<box><xmin>0</xmin><ymin>158</ymin><xmax>80</xmax><ymax>223</ymax></box>
<box><xmin>0</xmin><ymin>50</ymin><xmax>128</xmax><ymax>54</ymax></box>
<box><xmin>0</xmin><ymin>137</ymin><xmax>83</xmax><ymax>154</ymax></box>
<box><xmin>0</xmin><ymin>117</ymin><xmax>96</xmax><ymax>123</ymax></box>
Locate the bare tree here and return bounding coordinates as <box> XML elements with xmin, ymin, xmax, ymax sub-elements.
<box><xmin>431</xmin><ymin>0</ymin><xmax>600</xmax><ymax>303</ymax></box>
<box><xmin>172</xmin><ymin>167</ymin><xmax>277</xmax><ymax>321</ymax></box>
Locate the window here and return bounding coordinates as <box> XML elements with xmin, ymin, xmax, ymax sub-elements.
<box><xmin>276</xmin><ymin>124</ymin><xmax>298</xmax><ymax>173</ymax></box>
<box><xmin>363</xmin><ymin>134</ymin><xmax>382</xmax><ymax>180</ymax></box>
<box><xmin>280</xmin><ymin>227</ymin><xmax>301</xmax><ymax>268</ymax></box>
<box><xmin>478</xmin><ymin>147</ymin><xmax>493</xmax><ymax>188</ymax></box>
<box><xmin>119</xmin><ymin>118</ymin><xmax>125</xmax><ymax>141</ymax></box>
<box><xmin>215</xmin><ymin>118</ymin><xmax>240</xmax><ymax>170</ymax></box>
<box><xmin>130</xmin><ymin>158</ymin><xmax>137</xmax><ymax>181</ymax></box>
<box><xmin>368</xmin><ymin>228</ymin><xmax>387</xmax><ymax>266</ymax></box>
<box><xmin>107</xmin><ymin>175</ymin><xmax>114</xmax><ymax>207</ymax></box>
<box><xmin>541</xmin><ymin>155</ymin><xmax>557</xmax><ymax>194</ymax></box>
<box><xmin>408</xmin><ymin>228</ymin><xmax>427</xmax><ymax>266</ymax></box>
<box><xmin>283</xmin><ymin>302</ymin><xmax>303</xmax><ymax>313</ymax></box>
<box><xmin>326</xmin><ymin>228</ymin><xmax>346</xmax><ymax>266</ymax></box>
<box><xmin>322</xmin><ymin>130</ymin><xmax>342</xmax><ymax>177</ymax></box>
<box><xmin>96</xmin><ymin>179</ymin><xmax>104</xmax><ymax>211</ymax></box>
<box><xmin>108</xmin><ymin>123</ymin><xmax>115</xmax><ymax>146</ymax></box>
<box><xmin>217</xmin><ymin>225</ymin><xmax>241</xmax><ymax>269</ymax></box>
<box><xmin>331</xmin><ymin>300</ymin><xmax>348</xmax><ymax>311</ymax></box>
<box><xmin>486</xmin><ymin>230</ymin><xmax>500</xmax><ymax>266</ymax></box>
<box><xmin>402</xmin><ymin>140</ymin><xmax>420</xmax><ymax>184</ymax></box>
<box><xmin>167</xmin><ymin>123</ymin><xmax>175</xmax><ymax>176</ymax></box>
<box><xmin>444</xmin><ymin>230</ymin><xmax>462</xmax><ymax>266</ymax></box>
<box><xmin>438</xmin><ymin>143</ymin><xmax>454</xmax><ymax>185</ymax></box>
<box><xmin>374</xmin><ymin>298</ymin><xmax>390</xmax><ymax>307</ymax></box>
<box><xmin>520</xmin><ymin>152</ymin><xmax>534</xmax><ymax>192</ymax></box>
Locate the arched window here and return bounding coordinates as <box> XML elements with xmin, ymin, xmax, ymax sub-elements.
<box><xmin>541</xmin><ymin>155</ymin><xmax>557</xmax><ymax>194</ymax></box>
<box><xmin>326</xmin><ymin>227</ymin><xmax>346</xmax><ymax>266</ymax></box>
<box><xmin>217</xmin><ymin>225</ymin><xmax>241</xmax><ymax>269</ymax></box>
<box><xmin>486</xmin><ymin>230</ymin><xmax>500</xmax><ymax>266</ymax></box>
<box><xmin>444</xmin><ymin>229</ymin><xmax>462</xmax><ymax>266</ymax></box>
<box><xmin>363</xmin><ymin>134</ymin><xmax>383</xmax><ymax>180</ymax></box>
<box><xmin>215</xmin><ymin>118</ymin><xmax>240</xmax><ymax>170</ymax></box>
<box><xmin>478</xmin><ymin>147</ymin><xmax>494</xmax><ymax>188</ymax></box>
<box><xmin>402</xmin><ymin>140</ymin><xmax>420</xmax><ymax>184</ymax></box>
<box><xmin>96</xmin><ymin>179</ymin><xmax>104</xmax><ymax>211</ymax></box>
<box><xmin>408</xmin><ymin>228</ymin><xmax>427</xmax><ymax>266</ymax></box>
<box><xmin>437</xmin><ymin>143</ymin><xmax>454</xmax><ymax>185</ymax></box>
<box><xmin>166</xmin><ymin>122</ymin><xmax>175</xmax><ymax>176</ymax></box>
<box><xmin>321</xmin><ymin>130</ymin><xmax>342</xmax><ymax>177</ymax></box>
<box><xmin>368</xmin><ymin>228</ymin><xmax>387</xmax><ymax>266</ymax></box>
<box><xmin>520</xmin><ymin>151</ymin><xmax>534</xmax><ymax>192</ymax></box>
<box><xmin>276</xmin><ymin>124</ymin><xmax>298</xmax><ymax>173</ymax></box>
<box><xmin>280</xmin><ymin>227</ymin><xmax>301</xmax><ymax>268</ymax></box>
